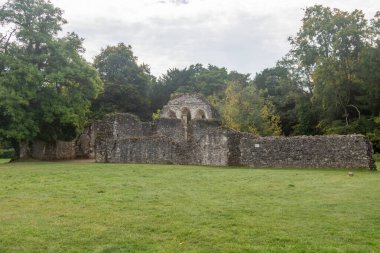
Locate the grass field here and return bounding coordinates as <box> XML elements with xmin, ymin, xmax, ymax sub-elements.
<box><xmin>0</xmin><ymin>159</ymin><xmax>10</xmax><ymax>164</ymax></box>
<box><xmin>0</xmin><ymin>161</ymin><xmax>379</xmax><ymax>253</ymax></box>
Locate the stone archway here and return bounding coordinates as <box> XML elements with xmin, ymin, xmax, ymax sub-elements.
<box><xmin>194</xmin><ymin>109</ymin><xmax>206</xmax><ymax>119</ymax></box>
<box><xmin>181</xmin><ymin>107</ymin><xmax>191</xmax><ymax>123</ymax></box>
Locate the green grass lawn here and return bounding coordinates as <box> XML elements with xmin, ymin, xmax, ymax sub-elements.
<box><xmin>0</xmin><ymin>159</ymin><xmax>10</xmax><ymax>164</ymax></box>
<box><xmin>0</xmin><ymin>161</ymin><xmax>379</xmax><ymax>253</ymax></box>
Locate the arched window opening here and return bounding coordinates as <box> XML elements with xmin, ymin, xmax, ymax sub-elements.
<box><xmin>194</xmin><ymin>109</ymin><xmax>206</xmax><ymax>119</ymax></box>
<box><xmin>181</xmin><ymin>107</ymin><xmax>191</xmax><ymax>123</ymax></box>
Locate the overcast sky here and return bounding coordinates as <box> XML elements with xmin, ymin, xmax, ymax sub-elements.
<box><xmin>38</xmin><ymin>1</ymin><xmax>380</xmax><ymax>76</ymax></box>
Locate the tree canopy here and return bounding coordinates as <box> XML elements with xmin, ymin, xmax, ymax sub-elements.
<box><xmin>0</xmin><ymin>0</ymin><xmax>102</xmax><ymax>156</ymax></box>
<box><xmin>92</xmin><ymin>43</ymin><xmax>153</xmax><ymax>120</ymax></box>
<box><xmin>283</xmin><ymin>6</ymin><xmax>380</xmax><ymax>149</ymax></box>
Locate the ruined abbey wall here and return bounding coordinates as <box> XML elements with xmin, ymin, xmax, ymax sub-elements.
<box><xmin>25</xmin><ymin>93</ymin><xmax>376</xmax><ymax>170</ymax></box>
<box><xmin>239</xmin><ymin>134</ymin><xmax>375</xmax><ymax>169</ymax></box>
<box><xmin>94</xmin><ymin>113</ymin><xmax>376</xmax><ymax>170</ymax></box>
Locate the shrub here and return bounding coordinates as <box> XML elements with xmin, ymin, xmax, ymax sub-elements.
<box><xmin>0</xmin><ymin>149</ymin><xmax>15</xmax><ymax>159</ymax></box>
<box><xmin>373</xmin><ymin>153</ymin><xmax>380</xmax><ymax>162</ymax></box>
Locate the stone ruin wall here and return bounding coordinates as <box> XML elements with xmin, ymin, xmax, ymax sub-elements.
<box><xmin>31</xmin><ymin>140</ymin><xmax>76</xmax><ymax>160</ymax></box>
<box><xmin>24</xmin><ymin>91</ymin><xmax>376</xmax><ymax>170</ymax></box>
<box><xmin>239</xmin><ymin>134</ymin><xmax>375</xmax><ymax>169</ymax></box>
<box><xmin>94</xmin><ymin>113</ymin><xmax>376</xmax><ymax>170</ymax></box>
<box><xmin>95</xmin><ymin>114</ymin><xmax>183</xmax><ymax>164</ymax></box>
<box><xmin>25</xmin><ymin>111</ymin><xmax>376</xmax><ymax>170</ymax></box>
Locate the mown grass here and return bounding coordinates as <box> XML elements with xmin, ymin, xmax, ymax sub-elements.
<box><xmin>0</xmin><ymin>161</ymin><xmax>379</xmax><ymax>253</ymax></box>
<box><xmin>0</xmin><ymin>159</ymin><xmax>10</xmax><ymax>164</ymax></box>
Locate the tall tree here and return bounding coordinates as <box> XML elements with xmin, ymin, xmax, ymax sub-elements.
<box><xmin>254</xmin><ymin>66</ymin><xmax>300</xmax><ymax>135</ymax></box>
<box><xmin>0</xmin><ymin>0</ymin><xmax>102</xmax><ymax>157</ymax></box>
<box><xmin>213</xmin><ymin>81</ymin><xmax>281</xmax><ymax>136</ymax></box>
<box><xmin>287</xmin><ymin>5</ymin><xmax>371</xmax><ymax>129</ymax></box>
<box><xmin>282</xmin><ymin>5</ymin><xmax>380</xmax><ymax>149</ymax></box>
<box><xmin>92</xmin><ymin>43</ymin><xmax>153</xmax><ymax>120</ymax></box>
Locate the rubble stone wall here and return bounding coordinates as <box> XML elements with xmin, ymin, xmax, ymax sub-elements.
<box><xmin>188</xmin><ymin>121</ymin><xmax>231</xmax><ymax>166</ymax></box>
<box><xmin>94</xmin><ymin>113</ymin><xmax>376</xmax><ymax>170</ymax></box>
<box><xmin>104</xmin><ymin>137</ymin><xmax>179</xmax><ymax>164</ymax></box>
<box><xmin>155</xmin><ymin>118</ymin><xmax>186</xmax><ymax>143</ymax></box>
<box><xmin>25</xmin><ymin>92</ymin><xmax>376</xmax><ymax>170</ymax></box>
<box><xmin>239</xmin><ymin>135</ymin><xmax>375</xmax><ymax>169</ymax></box>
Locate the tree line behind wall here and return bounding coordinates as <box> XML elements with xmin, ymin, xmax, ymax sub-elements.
<box><xmin>0</xmin><ymin>0</ymin><xmax>379</xmax><ymax>156</ymax></box>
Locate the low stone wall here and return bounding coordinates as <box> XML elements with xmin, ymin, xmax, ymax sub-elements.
<box><xmin>94</xmin><ymin>113</ymin><xmax>376</xmax><ymax>170</ymax></box>
<box><xmin>239</xmin><ymin>134</ymin><xmax>376</xmax><ymax>169</ymax></box>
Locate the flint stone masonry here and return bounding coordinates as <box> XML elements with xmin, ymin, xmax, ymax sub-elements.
<box><xmin>94</xmin><ymin>93</ymin><xmax>376</xmax><ymax>170</ymax></box>
<box><xmin>95</xmin><ymin>112</ymin><xmax>376</xmax><ymax>170</ymax></box>
<box><xmin>155</xmin><ymin>118</ymin><xmax>186</xmax><ymax>143</ymax></box>
<box><xmin>239</xmin><ymin>134</ymin><xmax>375</xmax><ymax>169</ymax></box>
<box><xmin>95</xmin><ymin>114</ymin><xmax>231</xmax><ymax>165</ymax></box>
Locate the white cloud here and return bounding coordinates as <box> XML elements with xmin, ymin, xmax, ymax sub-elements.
<box><xmin>51</xmin><ymin>0</ymin><xmax>380</xmax><ymax>76</ymax></box>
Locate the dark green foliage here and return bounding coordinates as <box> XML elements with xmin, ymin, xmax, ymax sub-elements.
<box><xmin>317</xmin><ymin>116</ymin><xmax>380</xmax><ymax>152</ymax></box>
<box><xmin>356</xmin><ymin>46</ymin><xmax>380</xmax><ymax>116</ymax></box>
<box><xmin>254</xmin><ymin>66</ymin><xmax>300</xmax><ymax>135</ymax></box>
<box><xmin>149</xmin><ymin>65</ymin><xmax>199</xmax><ymax>112</ymax></box>
<box><xmin>374</xmin><ymin>153</ymin><xmax>380</xmax><ymax>162</ymax></box>
<box><xmin>293</xmin><ymin>96</ymin><xmax>320</xmax><ymax>135</ymax></box>
<box><xmin>92</xmin><ymin>43</ymin><xmax>153</xmax><ymax>120</ymax></box>
<box><xmin>150</xmin><ymin>64</ymin><xmax>251</xmax><ymax>112</ymax></box>
<box><xmin>0</xmin><ymin>140</ymin><xmax>14</xmax><ymax>158</ymax></box>
<box><xmin>0</xmin><ymin>0</ymin><xmax>102</xmax><ymax>155</ymax></box>
<box><xmin>0</xmin><ymin>148</ymin><xmax>14</xmax><ymax>158</ymax></box>
<box><xmin>270</xmin><ymin>5</ymin><xmax>380</xmax><ymax>149</ymax></box>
